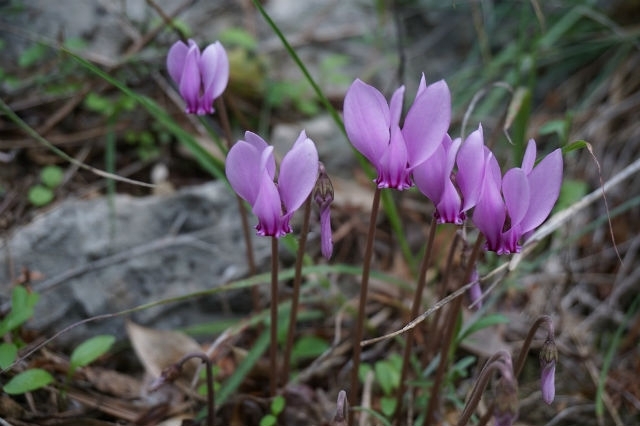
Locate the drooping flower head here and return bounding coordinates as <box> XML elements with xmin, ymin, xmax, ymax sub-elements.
<box><xmin>472</xmin><ymin>140</ymin><xmax>563</xmax><ymax>254</ymax></box>
<box><xmin>226</xmin><ymin>131</ymin><xmax>319</xmax><ymax>238</ymax></box>
<box><xmin>413</xmin><ymin>125</ymin><xmax>488</xmax><ymax>224</ymax></box>
<box><xmin>540</xmin><ymin>338</ymin><xmax>558</xmax><ymax>405</ymax></box>
<box><xmin>167</xmin><ymin>39</ymin><xmax>229</xmax><ymax>115</ymax></box>
<box><xmin>343</xmin><ymin>75</ymin><xmax>451</xmax><ymax>190</ymax></box>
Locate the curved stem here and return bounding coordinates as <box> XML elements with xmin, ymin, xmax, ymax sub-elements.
<box><xmin>282</xmin><ymin>196</ymin><xmax>312</xmax><ymax>384</ymax></box>
<box><xmin>175</xmin><ymin>353</ymin><xmax>215</xmax><ymax>426</ymax></box>
<box><xmin>393</xmin><ymin>219</ymin><xmax>437</xmax><ymax>425</ymax></box>
<box><xmin>514</xmin><ymin>315</ymin><xmax>554</xmax><ymax>377</ymax></box>
<box><xmin>270</xmin><ymin>236</ymin><xmax>279</xmax><ymax>396</ymax></box>
<box><xmin>348</xmin><ymin>187</ymin><xmax>382</xmax><ymax>426</ymax></box>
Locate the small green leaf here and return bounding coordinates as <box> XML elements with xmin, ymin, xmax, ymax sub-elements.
<box><xmin>40</xmin><ymin>165</ymin><xmax>64</xmax><ymax>189</ymax></box>
<box><xmin>0</xmin><ymin>342</ymin><xmax>18</xmax><ymax>369</ymax></box>
<box><xmin>70</xmin><ymin>335</ymin><xmax>115</xmax><ymax>371</ymax></box>
<box><xmin>375</xmin><ymin>360</ymin><xmax>400</xmax><ymax>396</ymax></box>
<box><xmin>271</xmin><ymin>395</ymin><xmax>286</xmax><ymax>416</ymax></box>
<box><xmin>291</xmin><ymin>336</ymin><xmax>329</xmax><ymax>362</ymax></box>
<box><xmin>28</xmin><ymin>185</ymin><xmax>54</xmax><ymax>207</ymax></box>
<box><xmin>380</xmin><ymin>396</ymin><xmax>396</xmax><ymax>418</ymax></box>
<box><xmin>0</xmin><ymin>287</ymin><xmax>39</xmax><ymax>336</ymax></box>
<box><xmin>259</xmin><ymin>414</ymin><xmax>277</xmax><ymax>426</ymax></box>
<box><xmin>457</xmin><ymin>313</ymin><xmax>509</xmax><ymax>343</ymax></box>
<box><xmin>3</xmin><ymin>368</ymin><xmax>54</xmax><ymax>394</ymax></box>
<box><xmin>220</xmin><ymin>28</ymin><xmax>258</xmax><ymax>50</ymax></box>
<box><xmin>19</xmin><ymin>43</ymin><xmax>47</xmax><ymax>68</ymax></box>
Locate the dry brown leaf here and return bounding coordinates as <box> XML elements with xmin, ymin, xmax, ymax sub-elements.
<box><xmin>125</xmin><ymin>320</ymin><xmax>203</xmax><ymax>383</ymax></box>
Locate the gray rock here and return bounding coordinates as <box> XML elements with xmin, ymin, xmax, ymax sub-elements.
<box><xmin>0</xmin><ymin>182</ymin><xmax>268</xmax><ymax>346</ymax></box>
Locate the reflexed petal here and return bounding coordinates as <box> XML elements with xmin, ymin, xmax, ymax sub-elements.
<box><xmin>473</xmin><ymin>155</ymin><xmax>505</xmax><ymax>252</ymax></box>
<box><xmin>278</xmin><ymin>134</ymin><xmax>319</xmax><ymax>214</ymax></box>
<box><xmin>226</xmin><ymin>140</ymin><xmax>266</xmax><ymax>204</ymax></box>
<box><xmin>200</xmin><ymin>41</ymin><xmax>229</xmax><ymax>112</ymax></box>
<box><xmin>521</xmin><ymin>139</ymin><xmax>537</xmax><ymax>174</ymax></box>
<box><xmin>519</xmin><ymin>148</ymin><xmax>563</xmax><ymax>233</ymax></box>
<box><xmin>167</xmin><ymin>40</ymin><xmax>189</xmax><ymax>84</ymax></box>
<box><xmin>344</xmin><ymin>79</ymin><xmax>390</xmax><ymax>165</ymax></box>
<box><xmin>457</xmin><ymin>126</ymin><xmax>486</xmax><ymax>211</ymax></box>
<box><xmin>244</xmin><ymin>132</ymin><xmax>276</xmax><ymax>178</ymax></box>
<box><xmin>436</xmin><ymin>179</ymin><xmax>463</xmax><ymax>224</ymax></box>
<box><xmin>413</xmin><ymin>143</ymin><xmax>446</xmax><ymax>203</ymax></box>
<box><xmin>403</xmin><ymin>79</ymin><xmax>451</xmax><ymax>167</ymax></box>
<box><xmin>503</xmin><ymin>168</ymin><xmax>530</xmax><ymax>226</ymax></box>
<box><xmin>179</xmin><ymin>44</ymin><xmax>202</xmax><ymax>114</ymax></box>
<box><xmin>415</xmin><ymin>73</ymin><xmax>427</xmax><ymax>99</ymax></box>
<box><xmin>389</xmin><ymin>86</ymin><xmax>405</xmax><ymax>127</ymax></box>
<box><xmin>253</xmin><ymin>176</ymin><xmax>284</xmax><ymax>237</ymax></box>
<box><xmin>378</xmin><ymin>126</ymin><xmax>410</xmax><ymax>189</ymax></box>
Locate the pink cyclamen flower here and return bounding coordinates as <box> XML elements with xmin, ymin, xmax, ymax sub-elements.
<box><xmin>343</xmin><ymin>75</ymin><xmax>451</xmax><ymax>190</ymax></box>
<box><xmin>413</xmin><ymin>125</ymin><xmax>487</xmax><ymax>224</ymax></box>
<box><xmin>473</xmin><ymin>139</ymin><xmax>563</xmax><ymax>254</ymax></box>
<box><xmin>167</xmin><ymin>39</ymin><xmax>229</xmax><ymax>115</ymax></box>
<box><xmin>226</xmin><ymin>131</ymin><xmax>319</xmax><ymax>238</ymax></box>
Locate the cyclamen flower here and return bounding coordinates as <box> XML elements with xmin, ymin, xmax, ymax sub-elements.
<box><xmin>413</xmin><ymin>125</ymin><xmax>487</xmax><ymax>224</ymax></box>
<box><xmin>473</xmin><ymin>140</ymin><xmax>563</xmax><ymax>254</ymax></box>
<box><xmin>167</xmin><ymin>39</ymin><xmax>229</xmax><ymax>115</ymax></box>
<box><xmin>540</xmin><ymin>338</ymin><xmax>558</xmax><ymax>405</ymax></box>
<box><xmin>226</xmin><ymin>131</ymin><xmax>319</xmax><ymax>238</ymax></box>
<box><xmin>343</xmin><ymin>75</ymin><xmax>451</xmax><ymax>190</ymax></box>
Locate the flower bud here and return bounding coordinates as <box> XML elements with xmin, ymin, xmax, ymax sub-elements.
<box><xmin>313</xmin><ymin>162</ymin><xmax>334</xmax><ymax>259</ymax></box>
<box><xmin>540</xmin><ymin>338</ymin><xmax>558</xmax><ymax>404</ymax></box>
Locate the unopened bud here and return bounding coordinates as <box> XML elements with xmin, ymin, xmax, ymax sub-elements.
<box><xmin>468</xmin><ymin>268</ymin><xmax>482</xmax><ymax>310</ymax></box>
<box><xmin>313</xmin><ymin>162</ymin><xmax>334</xmax><ymax>259</ymax></box>
<box><xmin>332</xmin><ymin>390</ymin><xmax>348</xmax><ymax>426</ymax></box>
<box><xmin>540</xmin><ymin>338</ymin><xmax>558</xmax><ymax>404</ymax></box>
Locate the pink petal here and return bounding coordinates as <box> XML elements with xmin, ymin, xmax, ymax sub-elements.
<box><xmin>520</xmin><ymin>148</ymin><xmax>563</xmax><ymax>233</ymax></box>
<box><xmin>436</xmin><ymin>178</ymin><xmax>463</xmax><ymax>224</ymax></box>
<box><xmin>473</xmin><ymin>154</ymin><xmax>505</xmax><ymax>253</ymax></box>
<box><xmin>243</xmin><ymin>132</ymin><xmax>276</xmax><ymax>179</ymax></box>
<box><xmin>225</xmin><ymin>140</ymin><xmax>268</xmax><ymax>205</ymax></box>
<box><xmin>456</xmin><ymin>125</ymin><xmax>486</xmax><ymax>211</ymax></box>
<box><xmin>179</xmin><ymin>43</ymin><xmax>202</xmax><ymax>114</ymax></box>
<box><xmin>503</xmin><ymin>168</ymin><xmax>530</xmax><ymax>227</ymax></box>
<box><xmin>343</xmin><ymin>79</ymin><xmax>390</xmax><ymax>166</ymax></box>
<box><xmin>403</xmin><ymin>79</ymin><xmax>451</xmax><ymax>168</ymax></box>
<box><xmin>278</xmin><ymin>133</ymin><xmax>319</xmax><ymax>214</ymax></box>
<box><xmin>389</xmin><ymin>86</ymin><xmax>405</xmax><ymax>128</ymax></box>
<box><xmin>413</xmin><ymin>141</ymin><xmax>446</xmax><ymax>203</ymax></box>
<box><xmin>200</xmin><ymin>41</ymin><xmax>229</xmax><ymax>111</ymax></box>
<box><xmin>521</xmin><ymin>139</ymin><xmax>537</xmax><ymax>174</ymax></box>
<box><xmin>167</xmin><ymin>40</ymin><xmax>189</xmax><ymax>84</ymax></box>
<box><xmin>377</xmin><ymin>126</ymin><xmax>410</xmax><ymax>189</ymax></box>
<box><xmin>253</xmin><ymin>175</ymin><xmax>285</xmax><ymax>237</ymax></box>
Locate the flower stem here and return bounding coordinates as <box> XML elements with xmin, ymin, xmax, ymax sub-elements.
<box><xmin>349</xmin><ymin>187</ymin><xmax>382</xmax><ymax>426</ymax></box>
<box><xmin>514</xmin><ymin>315</ymin><xmax>554</xmax><ymax>377</ymax></box>
<box><xmin>216</xmin><ymin>97</ymin><xmax>259</xmax><ymax>309</ymax></box>
<box><xmin>393</xmin><ymin>218</ymin><xmax>437</xmax><ymax>425</ymax></box>
<box><xmin>424</xmin><ymin>234</ymin><xmax>484</xmax><ymax>425</ymax></box>
<box><xmin>270</xmin><ymin>236</ymin><xmax>279</xmax><ymax>396</ymax></box>
<box><xmin>282</xmin><ymin>196</ymin><xmax>312</xmax><ymax>385</ymax></box>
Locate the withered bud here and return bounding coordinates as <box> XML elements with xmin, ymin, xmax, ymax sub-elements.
<box><xmin>148</xmin><ymin>363</ymin><xmax>183</xmax><ymax>392</ymax></box>
<box><xmin>493</xmin><ymin>359</ymin><xmax>519</xmax><ymax>426</ymax></box>
<box><xmin>313</xmin><ymin>162</ymin><xmax>334</xmax><ymax>259</ymax></box>
<box><xmin>332</xmin><ymin>390</ymin><xmax>348</xmax><ymax>426</ymax></box>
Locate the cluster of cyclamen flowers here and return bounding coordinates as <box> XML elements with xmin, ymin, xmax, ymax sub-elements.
<box><xmin>167</xmin><ymin>39</ymin><xmax>560</xmax><ymax>423</ymax></box>
<box><xmin>344</xmin><ymin>76</ymin><xmax>563</xmax><ymax>255</ymax></box>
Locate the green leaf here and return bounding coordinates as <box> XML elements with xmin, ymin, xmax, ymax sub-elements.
<box><xmin>291</xmin><ymin>336</ymin><xmax>329</xmax><ymax>362</ymax></box>
<box><xmin>3</xmin><ymin>368</ymin><xmax>54</xmax><ymax>394</ymax></box>
<box><xmin>19</xmin><ymin>43</ymin><xmax>47</xmax><ymax>68</ymax></box>
<box><xmin>562</xmin><ymin>139</ymin><xmax>589</xmax><ymax>154</ymax></box>
<box><xmin>271</xmin><ymin>395</ymin><xmax>286</xmax><ymax>415</ymax></box>
<box><xmin>0</xmin><ymin>342</ymin><xmax>18</xmax><ymax>369</ymax></box>
<box><xmin>556</xmin><ymin>179</ymin><xmax>588</xmax><ymax>211</ymax></box>
<box><xmin>220</xmin><ymin>28</ymin><xmax>258</xmax><ymax>50</ymax></box>
<box><xmin>457</xmin><ymin>313</ymin><xmax>509</xmax><ymax>344</ymax></box>
<box><xmin>0</xmin><ymin>286</ymin><xmax>39</xmax><ymax>336</ymax></box>
<box><xmin>40</xmin><ymin>165</ymin><xmax>64</xmax><ymax>189</ymax></box>
<box><xmin>375</xmin><ymin>359</ymin><xmax>400</xmax><ymax>396</ymax></box>
<box><xmin>69</xmin><ymin>335</ymin><xmax>115</xmax><ymax>371</ymax></box>
<box><xmin>28</xmin><ymin>185</ymin><xmax>54</xmax><ymax>206</ymax></box>
<box><xmin>259</xmin><ymin>414</ymin><xmax>277</xmax><ymax>426</ymax></box>
<box><xmin>380</xmin><ymin>396</ymin><xmax>396</xmax><ymax>418</ymax></box>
